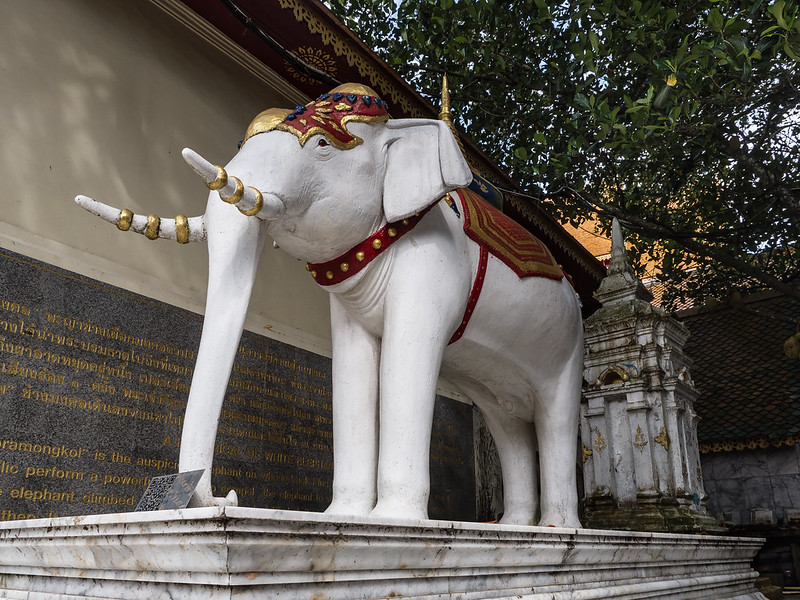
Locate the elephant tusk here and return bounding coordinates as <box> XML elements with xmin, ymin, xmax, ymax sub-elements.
<box><xmin>206</xmin><ymin>165</ymin><xmax>228</xmax><ymax>191</ymax></box>
<box><xmin>239</xmin><ymin>187</ymin><xmax>263</xmax><ymax>217</ymax></box>
<box><xmin>118</xmin><ymin>208</ymin><xmax>133</xmax><ymax>231</ymax></box>
<box><xmin>219</xmin><ymin>176</ymin><xmax>245</xmax><ymax>204</ymax></box>
<box><xmin>74</xmin><ymin>195</ymin><xmax>207</xmax><ymax>243</ymax></box>
<box><xmin>233</xmin><ymin>185</ymin><xmax>285</xmax><ymax>219</ymax></box>
<box><xmin>183</xmin><ymin>148</ymin><xmax>244</xmax><ymax>203</ymax></box>
<box><xmin>182</xmin><ymin>147</ymin><xmax>285</xmax><ymax>220</ymax></box>
<box><xmin>175</xmin><ymin>214</ymin><xmax>190</xmax><ymax>244</ymax></box>
<box><xmin>182</xmin><ymin>147</ymin><xmax>226</xmax><ymax>189</ymax></box>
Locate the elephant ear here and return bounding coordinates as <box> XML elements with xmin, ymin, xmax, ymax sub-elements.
<box><xmin>382</xmin><ymin>119</ymin><xmax>473</xmax><ymax>222</ymax></box>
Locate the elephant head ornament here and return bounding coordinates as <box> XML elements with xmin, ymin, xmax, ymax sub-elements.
<box><xmin>77</xmin><ymin>83</ymin><xmax>584</xmax><ymax>527</ymax></box>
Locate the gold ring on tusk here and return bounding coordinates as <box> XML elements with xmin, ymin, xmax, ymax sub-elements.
<box><xmin>117</xmin><ymin>208</ymin><xmax>133</xmax><ymax>231</ymax></box>
<box><xmin>206</xmin><ymin>165</ymin><xmax>228</xmax><ymax>190</ymax></box>
<box><xmin>239</xmin><ymin>187</ymin><xmax>264</xmax><ymax>217</ymax></box>
<box><xmin>175</xmin><ymin>214</ymin><xmax>189</xmax><ymax>244</ymax></box>
<box><xmin>220</xmin><ymin>176</ymin><xmax>244</xmax><ymax>204</ymax></box>
<box><xmin>145</xmin><ymin>214</ymin><xmax>161</xmax><ymax>240</ymax></box>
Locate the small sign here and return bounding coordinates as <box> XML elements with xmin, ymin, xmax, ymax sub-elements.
<box><xmin>134</xmin><ymin>470</ymin><xmax>205</xmax><ymax>512</ymax></box>
<box><xmin>750</xmin><ymin>507</ymin><xmax>774</xmax><ymax>525</ymax></box>
<box><xmin>785</xmin><ymin>508</ymin><xmax>800</xmax><ymax>523</ymax></box>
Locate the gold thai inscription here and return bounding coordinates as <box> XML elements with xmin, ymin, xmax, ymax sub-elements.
<box><xmin>0</xmin><ymin>277</ymin><xmax>337</xmax><ymax>519</ymax></box>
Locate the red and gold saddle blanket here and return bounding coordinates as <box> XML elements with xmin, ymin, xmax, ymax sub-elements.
<box><xmin>454</xmin><ymin>187</ymin><xmax>564</xmax><ymax>281</ymax></box>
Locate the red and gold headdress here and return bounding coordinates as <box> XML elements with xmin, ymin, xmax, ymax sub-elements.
<box><xmin>242</xmin><ymin>83</ymin><xmax>390</xmax><ymax>150</ymax></box>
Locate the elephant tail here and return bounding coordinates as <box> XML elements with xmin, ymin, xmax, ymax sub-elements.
<box><xmin>74</xmin><ymin>195</ymin><xmax>206</xmax><ymax>243</ymax></box>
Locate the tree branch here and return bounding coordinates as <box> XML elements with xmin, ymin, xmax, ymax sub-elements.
<box><xmin>712</xmin><ymin>128</ymin><xmax>800</xmax><ymax>220</ymax></box>
<box><xmin>417</xmin><ymin>64</ymin><xmax>518</xmax><ymax>86</ymax></box>
<box><xmin>561</xmin><ymin>188</ymin><xmax>800</xmax><ymax>301</ymax></box>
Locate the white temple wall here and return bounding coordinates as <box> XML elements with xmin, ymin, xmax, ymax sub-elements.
<box><xmin>0</xmin><ymin>0</ymin><xmax>332</xmax><ymax>354</ymax></box>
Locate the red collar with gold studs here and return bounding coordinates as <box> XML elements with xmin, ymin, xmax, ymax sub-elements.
<box><xmin>306</xmin><ymin>203</ymin><xmax>436</xmax><ymax>286</ymax></box>
<box><xmin>307</xmin><ymin>195</ymin><xmax>488</xmax><ymax>346</ymax></box>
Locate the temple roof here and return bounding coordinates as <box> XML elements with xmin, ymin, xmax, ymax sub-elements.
<box><xmin>679</xmin><ymin>293</ymin><xmax>800</xmax><ymax>452</ymax></box>
<box><xmin>563</xmin><ymin>221</ymin><xmax>612</xmax><ymax>260</ymax></box>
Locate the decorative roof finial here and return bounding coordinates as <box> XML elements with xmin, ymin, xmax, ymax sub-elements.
<box><xmin>593</xmin><ymin>217</ymin><xmax>653</xmax><ymax>306</ymax></box>
<box><xmin>438</xmin><ymin>75</ymin><xmax>467</xmax><ymax>158</ymax></box>
<box><xmin>439</xmin><ymin>75</ymin><xmax>452</xmax><ymax>123</ymax></box>
<box><xmin>608</xmin><ymin>217</ymin><xmax>630</xmax><ymax>275</ymax></box>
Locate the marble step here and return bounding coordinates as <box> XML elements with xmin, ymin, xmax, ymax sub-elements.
<box><xmin>0</xmin><ymin>506</ymin><xmax>769</xmax><ymax>599</ymax></box>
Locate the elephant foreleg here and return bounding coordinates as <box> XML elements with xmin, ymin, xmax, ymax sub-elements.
<box><xmin>370</xmin><ymin>304</ymin><xmax>454</xmax><ymax>521</ymax></box>
<box><xmin>179</xmin><ymin>204</ymin><xmax>268</xmax><ymax>507</ymax></box>
<box><xmin>325</xmin><ymin>296</ymin><xmax>380</xmax><ymax>517</ymax></box>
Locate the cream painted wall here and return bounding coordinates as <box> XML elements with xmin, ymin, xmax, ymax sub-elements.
<box><xmin>0</xmin><ymin>0</ymin><xmax>332</xmax><ymax>355</ymax></box>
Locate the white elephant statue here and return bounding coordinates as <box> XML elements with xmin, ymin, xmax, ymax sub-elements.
<box><xmin>77</xmin><ymin>83</ymin><xmax>584</xmax><ymax>527</ymax></box>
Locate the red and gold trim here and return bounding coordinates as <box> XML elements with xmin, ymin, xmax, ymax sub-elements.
<box><xmin>306</xmin><ymin>203</ymin><xmax>435</xmax><ymax>286</ymax></box>
<box><xmin>243</xmin><ymin>83</ymin><xmax>389</xmax><ymax>150</ymax></box>
<box><xmin>456</xmin><ymin>187</ymin><xmax>565</xmax><ymax>281</ymax></box>
<box><xmin>448</xmin><ymin>246</ymin><xmax>488</xmax><ymax>345</ymax></box>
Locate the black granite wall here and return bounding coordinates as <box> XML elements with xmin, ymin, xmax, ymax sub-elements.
<box><xmin>0</xmin><ymin>248</ymin><xmax>474</xmax><ymax>521</ymax></box>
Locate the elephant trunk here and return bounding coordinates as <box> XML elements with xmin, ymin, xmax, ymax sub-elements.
<box><xmin>74</xmin><ymin>195</ymin><xmax>206</xmax><ymax>243</ymax></box>
<box><xmin>181</xmin><ymin>148</ymin><xmax>285</xmax><ymax>220</ymax></box>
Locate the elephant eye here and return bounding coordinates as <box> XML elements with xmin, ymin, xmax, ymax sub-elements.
<box><xmin>317</xmin><ymin>138</ymin><xmax>330</xmax><ymax>148</ymax></box>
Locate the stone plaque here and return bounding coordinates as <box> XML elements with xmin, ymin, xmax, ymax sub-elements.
<box><xmin>134</xmin><ymin>470</ymin><xmax>204</xmax><ymax>512</ymax></box>
<box><xmin>0</xmin><ymin>248</ymin><xmax>475</xmax><ymax>521</ymax></box>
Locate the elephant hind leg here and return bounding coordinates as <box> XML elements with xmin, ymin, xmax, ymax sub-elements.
<box><xmin>534</xmin><ymin>357</ymin><xmax>583</xmax><ymax>529</ymax></box>
<box><xmin>473</xmin><ymin>391</ymin><xmax>539</xmax><ymax>526</ymax></box>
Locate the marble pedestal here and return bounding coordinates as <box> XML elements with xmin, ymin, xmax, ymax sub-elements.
<box><xmin>0</xmin><ymin>506</ymin><xmax>767</xmax><ymax>599</ymax></box>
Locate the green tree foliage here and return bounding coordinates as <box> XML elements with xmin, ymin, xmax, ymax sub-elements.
<box><xmin>325</xmin><ymin>0</ymin><xmax>800</xmax><ymax>312</ymax></box>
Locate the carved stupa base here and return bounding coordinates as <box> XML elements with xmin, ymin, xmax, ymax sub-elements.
<box><xmin>583</xmin><ymin>494</ymin><xmax>727</xmax><ymax>534</ymax></box>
